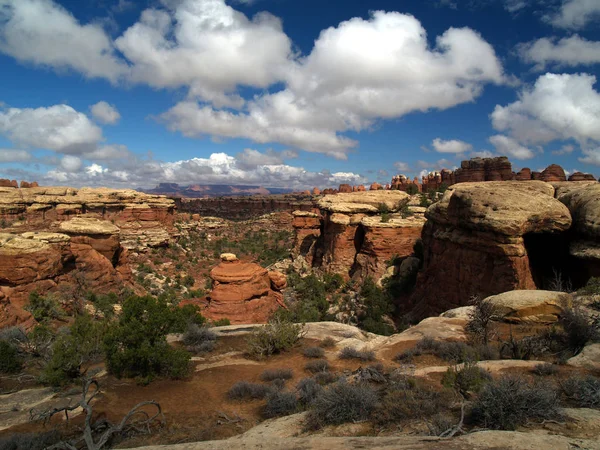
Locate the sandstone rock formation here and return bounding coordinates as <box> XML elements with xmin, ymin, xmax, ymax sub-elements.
<box><xmin>484</xmin><ymin>290</ymin><xmax>571</xmax><ymax>324</ymax></box>
<box><xmin>0</xmin><ymin>186</ymin><xmax>175</xmax><ymax>251</ymax></box>
<box><xmin>409</xmin><ymin>181</ymin><xmax>573</xmax><ymax>318</ymax></box>
<box><xmin>557</xmin><ymin>183</ymin><xmax>600</xmax><ymax>279</ymax></box>
<box><xmin>194</xmin><ymin>254</ymin><xmax>286</xmax><ymax>324</ymax></box>
<box><xmin>0</xmin><ymin>224</ymin><xmax>134</xmax><ymax>328</ymax></box>
<box><xmin>292</xmin><ymin>191</ymin><xmax>424</xmax><ymax>281</ymax></box>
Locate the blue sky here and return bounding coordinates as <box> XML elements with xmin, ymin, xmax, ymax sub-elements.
<box><xmin>0</xmin><ymin>0</ymin><xmax>599</xmax><ymax>189</ymax></box>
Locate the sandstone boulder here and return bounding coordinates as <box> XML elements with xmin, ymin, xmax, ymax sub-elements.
<box><xmin>484</xmin><ymin>290</ymin><xmax>571</xmax><ymax>323</ymax></box>
<box><xmin>567</xmin><ymin>343</ymin><xmax>600</xmax><ymax>371</ymax></box>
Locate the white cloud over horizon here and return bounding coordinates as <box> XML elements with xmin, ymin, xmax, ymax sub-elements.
<box><xmin>544</xmin><ymin>0</ymin><xmax>600</xmax><ymax>29</ymax></box>
<box><xmin>432</xmin><ymin>138</ymin><xmax>473</xmax><ymax>153</ymax></box>
<box><xmin>518</xmin><ymin>35</ymin><xmax>600</xmax><ymax>70</ymax></box>
<box><xmin>0</xmin><ymin>0</ymin><xmax>506</xmax><ymax>159</ymax></box>
<box><xmin>90</xmin><ymin>102</ymin><xmax>121</xmax><ymax>125</ymax></box>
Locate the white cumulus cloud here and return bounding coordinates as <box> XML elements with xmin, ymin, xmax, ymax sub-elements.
<box><xmin>432</xmin><ymin>138</ymin><xmax>473</xmax><ymax>153</ymax></box>
<box><xmin>489</xmin><ymin>135</ymin><xmax>535</xmax><ymax>160</ymax></box>
<box><xmin>0</xmin><ymin>104</ymin><xmax>103</xmax><ymax>154</ymax></box>
<box><xmin>0</xmin><ymin>0</ymin><xmax>128</xmax><ymax>82</ymax></box>
<box><xmin>544</xmin><ymin>0</ymin><xmax>600</xmax><ymax>29</ymax></box>
<box><xmin>90</xmin><ymin>101</ymin><xmax>121</xmax><ymax>125</ymax></box>
<box><xmin>491</xmin><ymin>73</ymin><xmax>600</xmax><ymax>147</ymax></box>
<box><xmin>0</xmin><ymin>149</ymin><xmax>32</xmax><ymax>163</ymax></box>
<box><xmin>518</xmin><ymin>35</ymin><xmax>600</xmax><ymax>70</ymax></box>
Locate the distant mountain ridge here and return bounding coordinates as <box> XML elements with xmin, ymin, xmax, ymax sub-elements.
<box><xmin>140</xmin><ymin>183</ymin><xmax>295</xmax><ymax>197</ymax></box>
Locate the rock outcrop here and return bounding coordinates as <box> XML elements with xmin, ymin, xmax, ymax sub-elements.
<box><xmin>0</xmin><ymin>186</ymin><xmax>175</xmax><ymax>251</ymax></box>
<box><xmin>484</xmin><ymin>290</ymin><xmax>571</xmax><ymax>324</ymax></box>
<box><xmin>409</xmin><ymin>181</ymin><xmax>572</xmax><ymax>318</ymax></box>
<box><xmin>557</xmin><ymin>183</ymin><xmax>600</xmax><ymax>279</ymax></box>
<box><xmin>192</xmin><ymin>254</ymin><xmax>286</xmax><ymax>324</ymax></box>
<box><xmin>0</xmin><ymin>222</ymin><xmax>134</xmax><ymax>328</ymax></box>
<box><xmin>292</xmin><ymin>191</ymin><xmax>424</xmax><ymax>281</ymax></box>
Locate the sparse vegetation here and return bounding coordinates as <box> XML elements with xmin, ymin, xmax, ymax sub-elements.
<box><xmin>305</xmin><ymin>359</ymin><xmax>330</xmax><ymax>374</ymax></box>
<box><xmin>296</xmin><ymin>378</ymin><xmax>323</xmax><ymax>406</ymax></box>
<box><xmin>103</xmin><ymin>296</ymin><xmax>192</xmax><ymax>384</ymax></box>
<box><xmin>302</xmin><ymin>346</ymin><xmax>325</xmax><ymax>358</ymax></box>
<box><xmin>319</xmin><ymin>337</ymin><xmax>336</xmax><ymax>348</ymax></box>
<box><xmin>338</xmin><ymin>346</ymin><xmax>376</xmax><ymax>361</ymax></box>
<box><xmin>466</xmin><ymin>295</ymin><xmax>497</xmax><ymax>345</ymax></box>
<box><xmin>470</xmin><ymin>376</ymin><xmax>562</xmax><ymax>430</ymax></box>
<box><xmin>182</xmin><ymin>323</ymin><xmax>217</xmax><ymax>354</ymax></box>
<box><xmin>41</xmin><ymin>314</ymin><xmax>105</xmax><ymax>386</ymax></box>
<box><xmin>247</xmin><ymin>317</ymin><xmax>304</xmax><ymax>358</ymax></box>
<box><xmin>578</xmin><ymin>276</ymin><xmax>600</xmax><ymax>296</ymax></box>
<box><xmin>559</xmin><ymin>306</ymin><xmax>600</xmax><ymax>354</ymax></box>
<box><xmin>533</xmin><ymin>363</ymin><xmax>559</xmax><ymax>376</ymax></box>
<box><xmin>227</xmin><ymin>381</ymin><xmax>273</xmax><ymax>401</ymax></box>
<box><xmin>260</xmin><ymin>368</ymin><xmax>294</xmax><ymax>382</ymax></box>
<box><xmin>395</xmin><ymin>338</ymin><xmax>497</xmax><ymax>364</ymax></box>
<box><xmin>25</xmin><ymin>292</ymin><xmax>63</xmax><ymax>323</ymax></box>
<box><xmin>263</xmin><ymin>391</ymin><xmax>299</xmax><ymax>418</ymax></box>
<box><xmin>560</xmin><ymin>376</ymin><xmax>600</xmax><ymax>408</ymax></box>
<box><xmin>305</xmin><ymin>381</ymin><xmax>378</xmax><ymax>430</ymax></box>
<box><xmin>0</xmin><ymin>340</ymin><xmax>22</xmax><ymax>374</ymax></box>
<box><xmin>441</xmin><ymin>362</ymin><xmax>492</xmax><ymax>396</ymax></box>
<box><xmin>357</xmin><ymin>277</ymin><xmax>394</xmax><ymax>335</ymax></box>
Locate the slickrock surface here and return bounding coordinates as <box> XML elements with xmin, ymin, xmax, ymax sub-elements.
<box><xmin>318</xmin><ymin>190</ymin><xmax>409</xmax><ymax>214</ymax></box>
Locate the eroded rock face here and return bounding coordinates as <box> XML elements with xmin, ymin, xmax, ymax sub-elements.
<box><xmin>0</xmin><ymin>186</ymin><xmax>175</xmax><ymax>252</ymax></box>
<box><xmin>193</xmin><ymin>254</ymin><xmax>286</xmax><ymax>324</ymax></box>
<box><xmin>293</xmin><ymin>191</ymin><xmax>423</xmax><ymax>281</ymax></box>
<box><xmin>0</xmin><ymin>225</ymin><xmax>133</xmax><ymax>328</ymax></box>
<box><xmin>557</xmin><ymin>183</ymin><xmax>600</xmax><ymax>278</ymax></box>
<box><xmin>353</xmin><ymin>216</ymin><xmax>425</xmax><ymax>281</ymax></box>
<box><xmin>409</xmin><ymin>181</ymin><xmax>572</xmax><ymax>318</ymax></box>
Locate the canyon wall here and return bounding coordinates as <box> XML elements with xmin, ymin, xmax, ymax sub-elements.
<box><xmin>407</xmin><ymin>181</ymin><xmax>586</xmax><ymax>319</ymax></box>
<box><xmin>292</xmin><ymin>191</ymin><xmax>426</xmax><ymax>282</ymax></box>
<box><xmin>176</xmin><ymin>194</ymin><xmax>317</xmax><ymax>220</ymax></box>
<box><xmin>0</xmin><ymin>186</ymin><xmax>176</xmax><ymax>328</ymax></box>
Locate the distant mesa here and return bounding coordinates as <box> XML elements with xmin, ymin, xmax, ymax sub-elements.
<box><xmin>141</xmin><ymin>183</ymin><xmax>294</xmax><ymax>198</ymax></box>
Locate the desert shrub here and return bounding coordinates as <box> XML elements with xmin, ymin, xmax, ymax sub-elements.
<box><xmin>466</xmin><ymin>296</ymin><xmax>497</xmax><ymax>345</ymax></box>
<box><xmin>103</xmin><ymin>296</ymin><xmax>191</xmax><ymax>383</ymax></box>
<box><xmin>578</xmin><ymin>277</ymin><xmax>600</xmax><ymax>295</ymax></box>
<box><xmin>25</xmin><ymin>325</ymin><xmax>55</xmax><ymax>359</ymax></box>
<box><xmin>470</xmin><ymin>376</ymin><xmax>562</xmax><ymax>430</ymax></box>
<box><xmin>260</xmin><ymin>368</ymin><xmax>294</xmax><ymax>382</ymax></box>
<box><xmin>173</xmin><ymin>304</ymin><xmax>206</xmax><ymax>330</ymax></box>
<box><xmin>303</xmin><ymin>346</ymin><xmax>325</xmax><ymax>358</ymax></box>
<box><xmin>357</xmin><ymin>278</ymin><xmax>394</xmax><ymax>336</ymax></box>
<box><xmin>25</xmin><ymin>292</ymin><xmax>63</xmax><ymax>323</ymax></box>
<box><xmin>314</xmin><ymin>371</ymin><xmax>339</xmax><ymax>385</ymax></box>
<box><xmin>278</xmin><ymin>273</ymin><xmax>331</xmax><ymax>323</ymax></box>
<box><xmin>41</xmin><ymin>314</ymin><xmax>105</xmax><ymax>386</ymax></box>
<box><xmin>533</xmin><ymin>363</ymin><xmax>559</xmax><ymax>376</ymax></box>
<box><xmin>86</xmin><ymin>292</ymin><xmax>118</xmax><ymax>319</ymax></box>
<box><xmin>500</xmin><ymin>332</ymin><xmax>548</xmax><ymax>360</ymax></box>
<box><xmin>305</xmin><ymin>381</ymin><xmax>378</xmax><ymax>430</ymax></box>
<box><xmin>319</xmin><ymin>337</ymin><xmax>336</xmax><ymax>348</ymax></box>
<box><xmin>560</xmin><ymin>376</ymin><xmax>600</xmax><ymax>408</ymax></box>
<box><xmin>373</xmin><ymin>378</ymin><xmax>454</xmax><ymax>425</ymax></box>
<box><xmin>0</xmin><ymin>341</ymin><xmax>22</xmax><ymax>374</ymax></box>
<box><xmin>212</xmin><ymin>318</ymin><xmax>231</xmax><ymax>327</ymax></box>
<box><xmin>297</xmin><ymin>378</ymin><xmax>323</xmax><ymax>407</ymax></box>
<box><xmin>305</xmin><ymin>359</ymin><xmax>330</xmax><ymax>374</ymax></box>
<box><xmin>0</xmin><ymin>430</ymin><xmax>62</xmax><ymax>450</ymax></box>
<box><xmin>247</xmin><ymin>317</ymin><xmax>304</xmax><ymax>358</ymax></box>
<box><xmin>227</xmin><ymin>381</ymin><xmax>272</xmax><ymax>401</ymax></box>
<box><xmin>0</xmin><ymin>326</ymin><xmax>27</xmax><ymax>346</ymax></box>
<box><xmin>182</xmin><ymin>324</ymin><xmax>217</xmax><ymax>353</ymax></box>
<box><xmin>441</xmin><ymin>362</ymin><xmax>492</xmax><ymax>396</ymax></box>
<box><xmin>406</xmin><ymin>184</ymin><xmax>419</xmax><ymax>195</ymax></box>
<box><xmin>338</xmin><ymin>346</ymin><xmax>376</xmax><ymax>361</ymax></box>
<box><xmin>263</xmin><ymin>391</ymin><xmax>299</xmax><ymax>418</ymax></box>
<box><xmin>560</xmin><ymin>307</ymin><xmax>600</xmax><ymax>354</ymax></box>
<box><xmin>397</xmin><ymin>338</ymin><xmax>496</xmax><ymax>364</ymax></box>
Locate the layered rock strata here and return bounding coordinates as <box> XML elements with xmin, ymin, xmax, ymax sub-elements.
<box><xmin>0</xmin><ymin>186</ymin><xmax>175</xmax><ymax>251</ymax></box>
<box><xmin>293</xmin><ymin>191</ymin><xmax>425</xmax><ymax>281</ymax></box>
<box><xmin>192</xmin><ymin>254</ymin><xmax>286</xmax><ymax>324</ymax></box>
<box><xmin>409</xmin><ymin>181</ymin><xmax>573</xmax><ymax>318</ymax></box>
<box><xmin>0</xmin><ymin>218</ymin><xmax>134</xmax><ymax>328</ymax></box>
